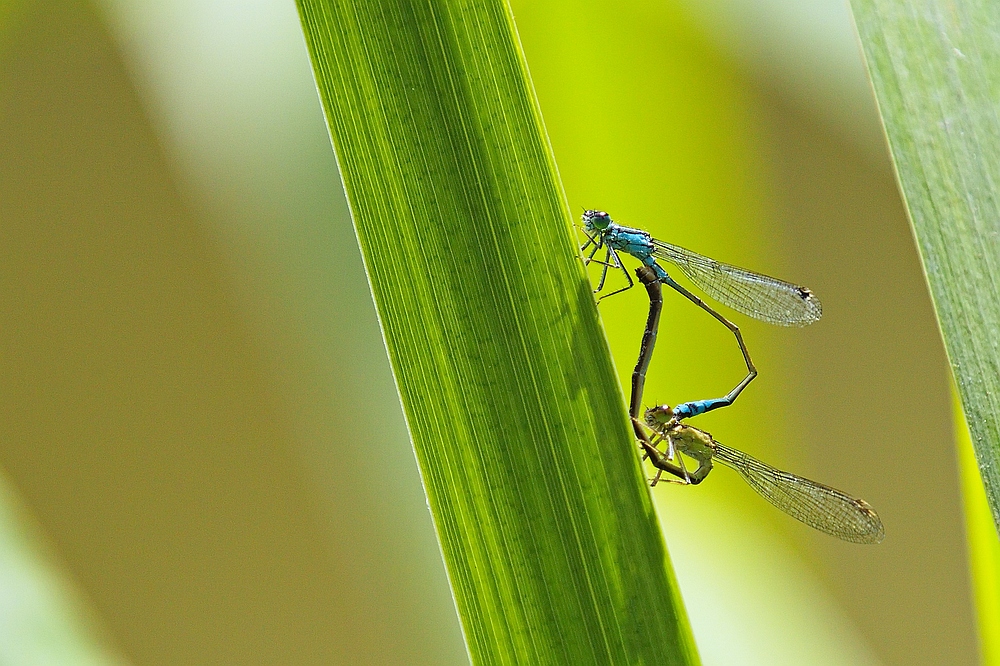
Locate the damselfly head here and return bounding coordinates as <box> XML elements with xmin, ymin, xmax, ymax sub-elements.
<box><xmin>582</xmin><ymin>209</ymin><xmax>612</xmax><ymax>232</ymax></box>
<box><xmin>644</xmin><ymin>405</ymin><xmax>674</xmax><ymax>429</ymax></box>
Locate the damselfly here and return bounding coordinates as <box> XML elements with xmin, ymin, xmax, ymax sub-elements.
<box><xmin>580</xmin><ymin>210</ymin><xmax>821</xmax><ymax>324</ymax></box>
<box><xmin>639</xmin><ymin>405</ymin><xmax>885</xmax><ymax>544</ymax></box>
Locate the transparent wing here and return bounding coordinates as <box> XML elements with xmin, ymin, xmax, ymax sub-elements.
<box><xmin>712</xmin><ymin>442</ymin><xmax>884</xmax><ymax>544</ymax></box>
<box><xmin>651</xmin><ymin>239</ymin><xmax>822</xmax><ymax>326</ymax></box>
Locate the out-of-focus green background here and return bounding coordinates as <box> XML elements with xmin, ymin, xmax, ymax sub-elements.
<box><xmin>0</xmin><ymin>0</ymin><xmax>982</xmax><ymax>664</ymax></box>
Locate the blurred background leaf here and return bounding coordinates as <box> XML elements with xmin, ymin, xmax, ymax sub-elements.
<box><xmin>849</xmin><ymin>1</ymin><xmax>1000</xmax><ymax>661</ymax></box>
<box><xmin>2</xmin><ymin>0</ymin><xmax>467</xmax><ymax>663</ymax></box>
<box><xmin>0</xmin><ymin>475</ymin><xmax>127</xmax><ymax>665</ymax></box>
<box><xmin>849</xmin><ymin>0</ymin><xmax>1000</xmax><ymax>584</ymax></box>
<box><xmin>0</xmin><ymin>2</ymin><xmax>130</xmax><ymax>664</ymax></box>
<box><xmin>0</xmin><ymin>0</ymin><xmax>982</xmax><ymax>663</ymax></box>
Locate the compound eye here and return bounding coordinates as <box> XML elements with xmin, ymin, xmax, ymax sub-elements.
<box><xmin>582</xmin><ymin>210</ymin><xmax>612</xmax><ymax>231</ymax></box>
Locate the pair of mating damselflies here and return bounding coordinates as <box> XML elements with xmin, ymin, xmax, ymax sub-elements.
<box><xmin>582</xmin><ymin>210</ymin><xmax>884</xmax><ymax>544</ymax></box>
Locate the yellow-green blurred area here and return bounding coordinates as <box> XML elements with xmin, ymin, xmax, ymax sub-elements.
<box><xmin>0</xmin><ymin>0</ymin><xmax>991</xmax><ymax>664</ymax></box>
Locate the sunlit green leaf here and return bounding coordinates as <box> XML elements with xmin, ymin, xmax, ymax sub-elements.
<box><xmin>294</xmin><ymin>0</ymin><xmax>698</xmax><ymax>662</ymax></box>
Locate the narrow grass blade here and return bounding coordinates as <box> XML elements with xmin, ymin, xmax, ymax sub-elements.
<box><xmin>295</xmin><ymin>1</ymin><xmax>698</xmax><ymax>663</ymax></box>
<box><xmin>849</xmin><ymin>0</ymin><xmax>1000</xmax><ymax>533</ymax></box>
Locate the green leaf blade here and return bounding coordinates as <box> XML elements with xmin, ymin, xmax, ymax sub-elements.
<box><xmin>850</xmin><ymin>0</ymin><xmax>1000</xmax><ymax>532</ymax></box>
<box><xmin>296</xmin><ymin>1</ymin><xmax>698</xmax><ymax>663</ymax></box>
